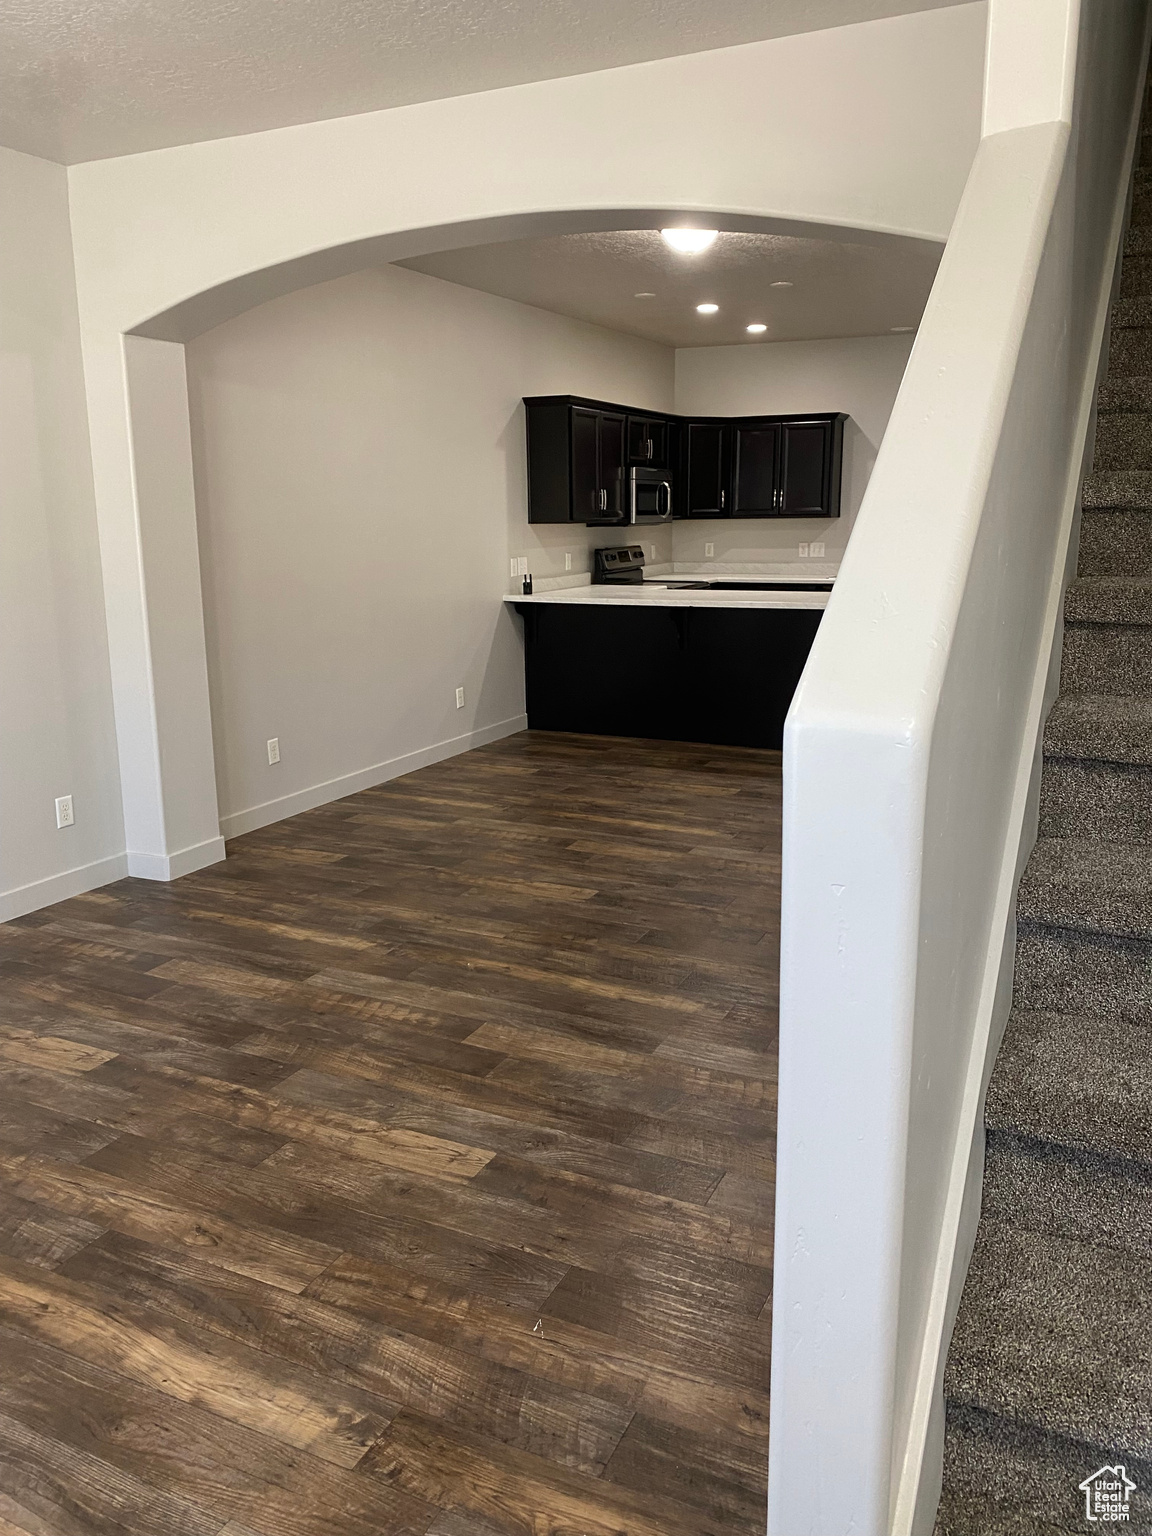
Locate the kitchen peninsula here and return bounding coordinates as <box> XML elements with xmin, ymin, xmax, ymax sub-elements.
<box><xmin>508</xmin><ymin>552</ymin><xmax>831</xmax><ymax>748</ymax></box>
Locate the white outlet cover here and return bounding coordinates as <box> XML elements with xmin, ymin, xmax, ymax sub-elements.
<box><xmin>267</xmin><ymin>737</ymin><xmax>280</xmax><ymax>764</ymax></box>
<box><xmin>55</xmin><ymin>795</ymin><xmax>74</xmax><ymax>828</ymax></box>
<box><xmin>811</xmin><ymin>541</ymin><xmax>826</xmax><ymax>558</ymax></box>
<box><xmin>565</xmin><ymin>553</ymin><xmax>572</xmax><ymax>571</ymax></box>
<box><xmin>456</xmin><ymin>687</ymin><xmax>465</xmax><ymax>708</ymax></box>
<box><xmin>798</xmin><ymin>542</ymin><xmax>810</xmax><ymax>558</ymax></box>
<box><xmin>704</xmin><ymin>543</ymin><xmax>714</xmax><ymax>558</ymax></box>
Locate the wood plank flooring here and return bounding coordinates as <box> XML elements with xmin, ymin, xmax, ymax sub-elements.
<box><xmin>0</xmin><ymin>731</ymin><xmax>779</xmax><ymax>1536</ymax></box>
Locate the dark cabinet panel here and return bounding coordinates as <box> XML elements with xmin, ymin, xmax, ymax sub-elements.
<box><xmin>732</xmin><ymin>422</ymin><xmax>780</xmax><ymax>516</ymax></box>
<box><xmin>685</xmin><ymin>422</ymin><xmax>729</xmax><ymax>517</ymax></box>
<box><xmin>779</xmin><ymin>420</ymin><xmax>836</xmax><ymax>517</ymax></box>
<box><xmin>570</xmin><ymin>408</ymin><xmax>601</xmax><ymax>523</ymax></box>
<box><xmin>518</xmin><ymin>602</ymin><xmax>822</xmax><ymax>750</ymax></box>
<box><xmin>627</xmin><ymin>414</ymin><xmax>669</xmax><ymax>467</ymax></box>
<box><xmin>598</xmin><ymin>411</ymin><xmax>626</xmax><ymax>522</ymax></box>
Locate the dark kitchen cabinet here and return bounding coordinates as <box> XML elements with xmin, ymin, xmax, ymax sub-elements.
<box><xmin>684</xmin><ymin>421</ymin><xmax>730</xmax><ymax>517</ymax></box>
<box><xmin>731</xmin><ymin>421</ymin><xmax>780</xmax><ymax>516</ymax></box>
<box><xmin>526</xmin><ymin>394</ymin><xmax>845</xmax><ymax>523</ymax></box>
<box><xmin>626</xmin><ymin>414</ymin><xmax>669</xmax><ymax>467</ymax></box>
<box><xmin>517</xmin><ymin>601</ymin><xmax>822</xmax><ymax>749</ymax></box>
<box><xmin>525</xmin><ymin>396</ymin><xmax>628</xmax><ymax>524</ymax></box>
<box><xmin>779</xmin><ymin>418</ymin><xmax>841</xmax><ymax>517</ymax></box>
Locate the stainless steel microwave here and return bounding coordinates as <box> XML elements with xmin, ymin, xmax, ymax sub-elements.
<box><xmin>630</xmin><ymin>466</ymin><xmax>673</xmax><ymax>524</ymax></box>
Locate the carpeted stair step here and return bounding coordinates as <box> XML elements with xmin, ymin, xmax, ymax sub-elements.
<box><xmin>945</xmin><ymin>1217</ymin><xmax>1152</xmax><ymax>1479</ymax></box>
<box><xmin>1064</xmin><ymin>575</ymin><xmax>1152</xmax><ymax>623</ymax></box>
<box><xmin>1092</xmin><ymin>410</ymin><xmax>1152</xmax><ymax>470</ymax></box>
<box><xmin>1097</xmin><ymin>377</ymin><xmax>1152</xmax><ymax>413</ymax></box>
<box><xmin>1081</xmin><ymin>469</ymin><xmax>1152</xmax><ymax>508</ymax></box>
<box><xmin>1041</xmin><ymin>696</ymin><xmax>1152</xmax><ymax>841</ymax></box>
<box><xmin>1120</xmin><ymin>253</ymin><xmax>1152</xmax><ymax>299</ymax></box>
<box><xmin>985</xmin><ymin>1007</ymin><xmax>1152</xmax><ymax>1169</ymax></box>
<box><xmin>1077</xmin><ymin>507</ymin><xmax>1152</xmax><ymax>576</ymax></box>
<box><xmin>1125</xmin><ymin>222</ymin><xmax>1152</xmax><ymax>258</ymax></box>
<box><xmin>1061</xmin><ymin>608</ymin><xmax>1152</xmax><ymax>695</ymax></box>
<box><xmin>936</xmin><ymin>1401</ymin><xmax>1152</xmax><ymax>1535</ymax></box>
<box><xmin>1017</xmin><ymin>836</ymin><xmax>1152</xmax><ymax>940</ymax></box>
<box><xmin>1107</xmin><ymin>301</ymin><xmax>1152</xmax><ymax>374</ymax></box>
<box><xmin>1015</xmin><ymin>920</ymin><xmax>1152</xmax><ymax>1016</ymax></box>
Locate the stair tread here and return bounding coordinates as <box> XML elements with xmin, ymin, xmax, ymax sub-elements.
<box><xmin>946</xmin><ymin>1218</ymin><xmax>1152</xmax><ymax>1459</ymax></box>
<box><xmin>1018</xmin><ymin>836</ymin><xmax>1152</xmax><ymax>939</ymax></box>
<box><xmin>1065</xmin><ymin>574</ymin><xmax>1152</xmax><ymax>624</ymax></box>
<box><xmin>1045</xmin><ymin>694</ymin><xmax>1152</xmax><ymax>765</ymax></box>
<box><xmin>1083</xmin><ymin>468</ymin><xmax>1152</xmax><ymax>507</ymax></box>
<box><xmin>1098</xmin><ymin>378</ymin><xmax>1152</xmax><ymax>411</ymax></box>
<box><xmin>987</xmin><ymin>1008</ymin><xmax>1152</xmax><ymax>1166</ymax></box>
<box><xmin>937</xmin><ymin>1403</ymin><xmax>1152</xmax><ymax>1536</ymax></box>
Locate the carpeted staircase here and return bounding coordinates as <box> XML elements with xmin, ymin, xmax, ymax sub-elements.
<box><xmin>935</xmin><ymin>94</ymin><xmax>1152</xmax><ymax>1536</ymax></box>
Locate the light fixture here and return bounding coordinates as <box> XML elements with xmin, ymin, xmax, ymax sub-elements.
<box><xmin>770</xmin><ymin>280</ymin><xmax>793</xmax><ymax>288</ymax></box>
<box><xmin>634</xmin><ymin>291</ymin><xmax>656</xmax><ymax>298</ymax></box>
<box><xmin>746</xmin><ymin>323</ymin><xmax>767</xmax><ymax>334</ymax></box>
<box><xmin>662</xmin><ymin>228</ymin><xmax>718</xmax><ymax>254</ymax></box>
<box><xmin>696</xmin><ymin>302</ymin><xmax>719</xmax><ymax>315</ymax></box>
<box><xmin>890</xmin><ymin>325</ymin><xmax>916</xmax><ymax>333</ymax></box>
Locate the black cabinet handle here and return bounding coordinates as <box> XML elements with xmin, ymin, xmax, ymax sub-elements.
<box><xmin>720</xmin><ymin>489</ymin><xmax>725</xmax><ymax>511</ymax></box>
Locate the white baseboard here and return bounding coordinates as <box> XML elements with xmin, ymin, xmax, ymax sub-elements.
<box><xmin>218</xmin><ymin>715</ymin><xmax>528</xmax><ymax>840</ymax></box>
<box><xmin>0</xmin><ymin>851</ymin><xmax>129</xmax><ymax>924</ymax></box>
<box><xmin>127</xmin><ymin>835</ymin><xmax>228</xmax><ymax>882</ymax></box>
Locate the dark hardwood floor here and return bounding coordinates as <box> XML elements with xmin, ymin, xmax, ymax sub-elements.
<box><xmin>0</xmin><ymin>731</ymin><xmax>779</xmax><ymax>1536</ymax></box>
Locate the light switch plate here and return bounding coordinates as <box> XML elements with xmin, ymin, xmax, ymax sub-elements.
<box><xmin>798</xmin><ymin>542</ymin><xmax>810</xmax><ymax>558</ymax></box>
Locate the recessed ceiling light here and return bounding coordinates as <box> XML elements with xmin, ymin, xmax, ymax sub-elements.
<box><xmin>696</xmin><ymin>303</ymin><xmax>719</xmax><ymax>314</ymax></box>
<box><xmin>662</xmin><ymin>228</ymin><xmax>718</xmax><ymax>254</ymax></box>
<box><xmin>770</xmin><ymin>281</ymin><xmax>793</xmax><ymax>288</ymax></box>
<box><xmin>746</xmin><ymin>323</ymin><xmax>768</xmax><ymax>334</ymax></box>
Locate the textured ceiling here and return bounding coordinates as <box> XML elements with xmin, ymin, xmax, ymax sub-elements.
<box><xmin>2</xmin><ymin>0</ymin><xmax>963</xmax><ymax>165</ymax></box>
<box><xmin>398</xmin><ymin>228</ymin><xmax>941</xmax><ymax>347</ymax></box>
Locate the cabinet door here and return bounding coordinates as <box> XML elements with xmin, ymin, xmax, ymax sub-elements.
<box><xmin>779</xmin><ymin>420</ymin><xmax>832</xmax><ymax>516</ymax></box>
<box><xmin>599</xmin><ymin>411</ymin><xmax>626</xmax><ymax>520</ymax></box>
<box><xmin>571</xmin><ymin>408</ymin><xmax>601</xmax><ymax>521</ymax></box>
<box><xmin>686</xmin><ymin>422</ymin><xmax>729</xmax><ymax>517</ymax></box>
<box><xmin>626</xmin><ymin>415</ymin><xmax>668</xmax><ymax>468</ymax></box>
<box><xmin>731</xmin><ymin>423</ymin><xmax>779</xmax><ymax>516</ymax></box>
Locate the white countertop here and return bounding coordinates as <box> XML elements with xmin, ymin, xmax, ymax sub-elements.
<box><xmin>506</xmin><ymin>569</ymin><xmax>833</xmax><ymax>611</ymax></box>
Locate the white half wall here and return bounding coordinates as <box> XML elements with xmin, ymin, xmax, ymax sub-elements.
<box><xmin>186</xmin><ymin>264</ymin><xmax>673</xmax><ymax>835</ymax></box>
<box><xmin>673</xmin><ymin>333</ymin><xmax>915</xmax><ymax>566</ymax></box>
<box><xmin>0</xmin><ymin>147</ymin><xmax>124</xmax><ymax>922</ymax></box>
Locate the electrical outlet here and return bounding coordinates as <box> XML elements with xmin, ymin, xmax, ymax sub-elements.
<box><xmin>55</xmin><ymin>795</ymin><xmax>74</xmax><ymax>829</ymax></box>
<box><xmin>704</xmin><ymin>542</ymin><xmax>714</xmax><ymax>558</ymax></box>
<box><xmin>565</xmin><ymin>552</ymin><xmax>572</xmax><ymax>571</ymax></box>
<box><xmin>455</xmin><ymin>687</ymin><xmax>465</xmax><ymax>709</ymax></box>
<box><xmin>798</xmin><ymin>542</ymin><xmax>810</xmax><ymax>558</ymax></box>
<box><xmin>517</xmin><ymin>556</ymin><xmax>529</xmax><ymax>578</ymax></box>
<box><xmin>811</xmin><ymin>541</ymin><xmax>826</xmax><ymax>559</ymax></box>
<box><xmin>649</xmin><ymin>544</ymin><xmax>656</xmax><ymax>560</ymax></box>
<box><xmin>267</xmin><ymin>737</ymin><xmax>280</xmax><ymax>765</ymax></box>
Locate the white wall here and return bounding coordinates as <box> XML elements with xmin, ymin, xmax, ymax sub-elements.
<box><xmin>186</xmin><ymin>264</ymin><xmax>673</xmax><ymax>835</ymax></box>
<box><xmin>0</xmin><ymin>147</ymin><xmax>124</xmax><ymax>921</ymax></box>
<box><xmin>673</xmin><ymin>333</ymin><xmax>914</xmax><ymax>567</ymax></box>
<box><xmin>65</xmin><ymin>3</ymin><xmax>986</xmax><ymax>876</ymax></box>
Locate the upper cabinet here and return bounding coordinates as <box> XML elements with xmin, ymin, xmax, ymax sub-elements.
<box><xmin>525</xmin><ymin>396</ymin><xmax>845</xmax><ymax>524</ymax></box>
<box><xmin>682</xmin><ymin>412</ymin><xmax>844</xmax><ymax>521</ymax></box>
<box><xmin>525</xmin><ymin>396</ymin><xmax>629</xmax><ymax>525</ymax></box>
<box><xmin>626</xmin><ymin>414</ymin><xmax>669</xmax><ymax>468</ymax></box>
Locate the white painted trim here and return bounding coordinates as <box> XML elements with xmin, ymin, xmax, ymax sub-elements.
<box><xmin>891</xmin><ymin>18</ymin><xmax>1152</xmax><ymax>1534</ymax></box>
<box><xmin>0</xmin><ymin>852</ymin><xmax>130</xmax><ymax>924</ymax></box>
<box><xmin>218</xmin><ymin>716</ymin><xmax>528</xmax><ymax>840</ymax></box>
<box><xmin>126</xmin><ymin>835</ymin><xmax>227</xmax><ymax>881</ymax></box>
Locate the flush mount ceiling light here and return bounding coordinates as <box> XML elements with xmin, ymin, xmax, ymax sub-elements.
<box><xmin>890</xmin><ymin>325</ymin><xmax>916</xmax><ymax>333</ymax></box>
<box><xmin>634</xmin><ymin>291</ymin><xmax>656</xmax><ymax>298</ymax></box>
<box><xmin>696</xmin><ymin>302</ymin><xmax>719</xmax><ymax>314</ymax></box>
<box><xmin>746</xmin><ymin>323</ymin><xmax>767</xmax><ymax>334</ymax></box>
<box><xmin>770</xmin><ymin>280</ymin><xmax>793</xmax><ymax>288</ymax></box>
<box><xmin>662</xmin><ymin>228</ymin><xmax>718</xmax><ymax>254</ymax></box>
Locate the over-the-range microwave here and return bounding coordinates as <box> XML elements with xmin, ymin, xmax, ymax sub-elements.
<box><xmin>630</xmin><ymin>465</ymin><xmax>673</xmax><ymax>524</ymax></box>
